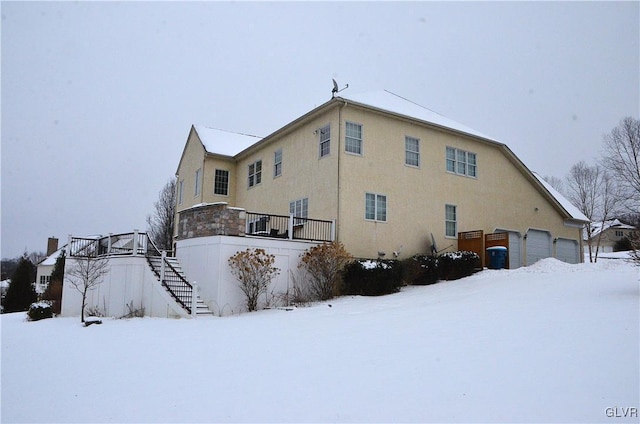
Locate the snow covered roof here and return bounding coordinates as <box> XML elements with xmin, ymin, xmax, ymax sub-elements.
<box><xmin>533</xmin><ymin>173</ymin><xmax>590</xmax><ymax>222</ymax></box>
<box><xmin>338</xmin><ymin>90</ymin><xmax>499</xmax><ymax>142</ymax></box>
<box><xmin>38</xmin><ymin>245</ymin><xmax>67</xmax><ymax>267</ymax></box>
<box><xmin>586</xmin><ymin>219</ymin><xmax>637</xmax><ymax>239</ymax></box>
<box><xmin>193</xmin><ymin>125</ymin><xmax>262</xmax><ymax>157</ymax></box>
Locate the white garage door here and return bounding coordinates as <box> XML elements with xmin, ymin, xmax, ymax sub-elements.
<box><xmin>526</xmin><ymin>229</ymin><xmax>552</xmax><ymax>265</ymax></box>
<box><xmin>556</xmin><ymin>238</ymin><xmax>580</xmax><ymax>264</ymax></box>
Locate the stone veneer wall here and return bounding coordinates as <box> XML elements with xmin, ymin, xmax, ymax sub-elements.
<box><xmin>177</xmin><ymin>203</ymin><xmax>246</xmax><ymax>239</ymax></box>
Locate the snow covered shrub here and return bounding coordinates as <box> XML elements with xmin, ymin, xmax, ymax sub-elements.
<box><xmin>342</xmin><ymin>259</ymin><xmax>404</xmax><ymax>296</ymax></box>
<box><xmin>27</xmin><ymin>301</ymin><xmax>53</xmax><ymax>321</ymax></box>
<box><xmin>228</xmin><ymin>248</ymin><xmax>280</xmax><ymax>312</ymax></box>
<box><xmin>402</xmin><ymin>255</ymin><xmax>439</xmax><ymax>286</ymax></box>
<box><xmin>437</xmin><ymin>251</ymin><xmax>480</xmax><ymax>281</ymax></box>
<box><xmin>298</xmin><ymin>241</ymin><xmax>353</xmax><ymax>301</ymax></box>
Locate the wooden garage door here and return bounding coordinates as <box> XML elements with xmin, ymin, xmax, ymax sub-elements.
<box><xmin>526</xmin><ymin>229</ymin><xmax>552</xmax><ymax>265</ymax></box>
<box><xmin>556</xmin><ymin>238</ymin><xmax>579</xmax><ymax>264</ymax></box>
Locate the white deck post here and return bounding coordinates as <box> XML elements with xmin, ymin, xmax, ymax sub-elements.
<box><xmin>67</xmin><ymin>234</ymin><xmax>73</xmax><ymax>257</ymax></box>
<box><xmin>160</xmin><ymin>250</ymin><xmax>166</xmax><ymax>283</ymax></box>
<box><xmin>191</xmin><ymin>282</ymin><xmax>198</xmax><ymax>318</ymax></box>
<box><xmin>331</xmin><ymin>220</ymin><xmax>336</xmax><ymax>241</ymax></box>
<box><xmin>288</xmin><ymin>214</ymin><xmax>294</xmax><ymax>240</ymax></box>
<box><xmin>132</xmin><ymin>229</ymin><xmax>139</xmax><ymax>256</ymax></box>
<box><xmin>107</xmin><ymin>233</ymin><xmax>113</xmax><ymax>255</ymax></box>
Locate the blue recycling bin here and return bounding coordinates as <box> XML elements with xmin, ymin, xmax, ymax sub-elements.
<box><xmin>486</xmin><ymin>246</ymin><xmax>508</xmax><ymax>269</ymax></box>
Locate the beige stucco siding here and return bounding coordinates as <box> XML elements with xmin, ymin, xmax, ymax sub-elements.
<box><xmin>234</xmin><ymin>108</ymin><xmax>340</xmax><ymax>221</ymax></box>
<box><xmin>335</xmin><ymin>106</ymin><xmax>580</xmax><ymax>258</ymax></box>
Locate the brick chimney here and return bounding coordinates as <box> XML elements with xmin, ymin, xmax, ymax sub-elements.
<box><xmin>46</xmin><ymin>237</ymin><xmax>59</xmax><ymax>256</ymax></box>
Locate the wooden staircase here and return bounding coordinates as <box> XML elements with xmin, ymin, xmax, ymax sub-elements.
<box><xmin>146</xmin><ymin>255</ymin><xmax>213</xmax><ymax>316</ymax></box>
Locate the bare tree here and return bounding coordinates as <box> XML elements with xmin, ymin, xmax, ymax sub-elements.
<box><xmin>146</xmin><ymin>178</ymin><xmax>176</xmax><ymax>253</ymax></box>
<box><xmin>67</xmin><ymin>255</ymin><xmax>109</xmax><ymax>322</ymax></box>
<box><xmin>601</xmin><ymin>117</ymin><xmax>640</xmax><ymax>210</ymax></box>
<box><xmin>543</xmin><ymin>175</ymin><xmax>566</xmax><ymax>196</ymax></box>
<box><xmin>565</xmin><ymin>161</ymin><xmax>621</xmax><ymax>262</ymax></box>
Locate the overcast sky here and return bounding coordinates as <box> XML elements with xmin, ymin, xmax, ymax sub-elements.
<box><xmin>2</xmin><ymin>1</ymin><xmax>638</xmax><ymax>259</ymax></box>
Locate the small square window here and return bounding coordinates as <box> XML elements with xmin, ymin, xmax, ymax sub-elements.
<box><xmin>365</xmin><ymin>193</ymin><xmax>387</xmax><ymax>222</ymax></box>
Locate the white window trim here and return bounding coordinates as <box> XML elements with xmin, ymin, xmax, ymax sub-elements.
<box><xmin>345</xmin><ymin>121</ymin><xmax>363</xmax><ymax>156</ymax></box>
<box><xmin>248</xmin><ymin>160</ymin><xmax>262</xmax><ymax>188</ymax></box>
<box><xmin>319</xmin><ymin>124</ymin><xmax>331</xmax><ymax>158</ymax></box>
<box><xmin>178</xmin><ymin>179</ymin><xmax>184</xmax><ymax>205</ymax></box>
<box><xmin>405</xmin><ymin>136</ymin><xmax>420</xmax><ymax>168</ymax></box>
<box><xmin>214</xmin><ymin>169</ymin><xmax>230</xmax><ymax>196</ymax></box>
<box><xmin>194</xmin><ymin>168</ymin><xmax>202</xmax><ymax>197</ymax></box>
<box><xmin>445</xmin><ymin>204</ymin><xmax>457</xmax><ymax>238</ymax></box>
<box><xmin>365</xmin><ymin>192</ymin><xmax>387</xmax><ymax>222</ymax></box>
<box><xmin>446</xmin><ymin>146</ymin><xmax>477</xmax><ymax>178</ymax></box>
<box><xmin>274</xmin><ymin>149</ymin><xmax>283</xmax><ymax>178</ymax></box>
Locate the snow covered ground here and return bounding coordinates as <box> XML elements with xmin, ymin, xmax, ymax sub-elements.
<box><xmin>2</xmin><ymin>257</ymin><xmax>638</xmax><ymax>423</ymax></box>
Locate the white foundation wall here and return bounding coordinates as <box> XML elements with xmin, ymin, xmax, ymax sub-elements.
<box><xmin>176</xmin><ymin>235</ymin><xmax>319</xmax><ymax>315</ymax></box>
<box><xmin>61</xmin><ymin>256</ymin><xmax>189</xmax><ymax>319</ymax></box>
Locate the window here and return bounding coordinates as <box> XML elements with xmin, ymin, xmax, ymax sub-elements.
<box><xmin>39</xmin><ymin>275</ymin><xmax>50</xmax><ymax>289</ymax></box>
<box><xmin>214</xmin><ymin>169</ymin><xmax>229</xmax><ymax>196</ymax></box>
<box><xmin>446</xmin><ymin>147</ymin><xmax>477</xmax><ymax>177</ymax></box>
<box><xmin>178</xmin><ymin>179</ymin><xmax>184</xmax><ymax>205</ymax></box>
<box><xmin>194</xmin><ymin>168</ymin><xmax>202</xmax><ymax>196</ymax></box>
<box><xmin>274</xmin><ymin>149</ymin><xmax>282</xmax><ymax>177</ymax></box>
<box><xmin>615</xmin><ymin>230</ymin><xmax>624</xmax><ymax>237</ymax></box>
<box><xmin>319</xmin><ymin>125</ymin><xmax>330</xmax><ymax>157</ymax></box>
<box><xmin>405</xmin><ymin>136</ymin><xmax>420</xmax><ymax>167</ymax></box>
<box><xmin>248</xmin><ymin>160</ymin><xmax>262</xmax><ymax>187</ymax></box>
<box><xmin>290</xmin><ymin>197</ymin><xmax>308</xmax><ymax>219</ymax></box>
<box><xmin>248</xmin><ymin>216</ymin><xmax>268</xmax><ymax>233</ymax></box>
<box><xmin>365</xmin><ymin>193</ymin><xmax>387</xmax><ymax>222</ymax></box>
<box><xmin>345</xmin><ymin>122</ymin><xmax>363</xmax><ymax>155</ymax></box>
<box><xmin>445</xmin><ymin>204</ymin><xmax>457</xmax><ymax>237</ymax></box>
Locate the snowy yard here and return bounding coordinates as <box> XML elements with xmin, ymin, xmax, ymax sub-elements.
<box><xmin>2</xmin><ymin>257</ymin><xmax>638</xmax><ymax>423</ymax></box>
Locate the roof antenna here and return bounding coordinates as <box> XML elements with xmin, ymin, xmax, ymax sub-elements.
<box><xmin>332</xmin><ymin>79</ymin><xmax>349</xmax><ymax>98</ymax></box>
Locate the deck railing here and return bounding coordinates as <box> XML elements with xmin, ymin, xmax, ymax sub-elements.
<box><xmin>245</xmin><ymin>212</ymin><xmax>335</xmax><ymax>242</ymax></box>
<box><xmin>68</xmin><ymin>231</ymin><xmax>166</xmax><ymax>258</ymax></box>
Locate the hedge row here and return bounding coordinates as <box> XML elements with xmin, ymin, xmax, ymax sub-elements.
<box><xmin>341</xmin><ymin>251</ymin><xmax>481</xmax><ymax>296</ymax></box>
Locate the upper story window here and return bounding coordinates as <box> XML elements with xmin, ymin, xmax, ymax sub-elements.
<box><xmin>248</xmin><ymin>160</ymin><xmax>262</xmax><ymax>188</ymax></box>
<box><xmin>214</xmin><ymin>169</ymin><xmax>229</xmax><ymax>196</ymax></box>
<box><xmin>446</xmin><ymin>147</ymin><xmax>477</xmax><ymax>177</ymax></box>
<box><xmin>194</xmin><ymin>168</ymin><xmax>202</xmax><ymax>196</ymax></box>
<box><xmin>445</xmin><ymin>204</ymin><xmax>457</xmax><ymax>237</ymax></box>
<box><xmin>319</xmin><ymin>125</ymin><xmax>330</xmax><ymax>158</ymax></box>
<box><xmin>274</xmin><ymin>149</ymin><xmax>283</xmax><ymax>177</ymax></box>
<box><xmin>365</xmin><ymin>193</ymin><xmax>387</xmax><ymax>222</ymax></box>
<box><xmin>289</xmin><ymin>198</ymin><xmax>308</xmax><ymax>218</ymax></box>
<box><xmin>614</xmin><ymin>230</ymin><xmax>624</xmax><ymax>237</ymax></box>
<box><xmin>405</xmin><ymin>136</ymin><xmax>420</xmax><ymax>167</ymax></box>
<box><xmin>345</xmin><ymin>122</ymin><xmax>363</xmax><ymax>155</ymax></box>
<box><xmin>178</xmin><ymin>179</ymin><xmax>184</xmax><ymax>205</ymax></box>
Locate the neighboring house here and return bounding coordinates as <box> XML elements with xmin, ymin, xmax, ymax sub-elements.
<box><xmin>175</xmin><ymin>90</ymin><xmax>588</xmax><ymax>267</ymax></box>
<box><xmin>584</xmin><ymin>219</ymin><xmax>637</xmax><ymax>254</ymax></box>
<box><xmin>35</xmin><ymin>238</ymin><xmax>65</xmax><ymax>294</ymax></box>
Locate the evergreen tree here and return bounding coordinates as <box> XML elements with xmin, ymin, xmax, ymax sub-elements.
<box><xmin>3</xmin><ymin>257</ymin><xmax>37</xmax><ymax>312</ymax></box>
<box><xmin>42</xmin><ymin>250</ymin><xmax>65</xmax><ymax>315</ymax></box>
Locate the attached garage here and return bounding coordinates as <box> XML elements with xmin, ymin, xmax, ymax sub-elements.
<box><xmin>526</xmin><ymin>229</ymin><xmax>552</xmax><ymax>265</ymax></box>
<box><xmin>555</xmin><ymin>238</ymin><xmax>580</xmax><ymax>264</ymax></box>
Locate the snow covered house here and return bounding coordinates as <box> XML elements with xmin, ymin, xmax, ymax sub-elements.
<box><xmin>35</xmin><ymin>237</ymin><xmax>64</xmax><ymax>294</ymax></box>
<box><xmin>584</xmin><ymin>219</ymin><xmax>637</xmax><ymax>254</ymax></box>
<box><xmin>175</xmin><ymin>90</ymin><xmax>588</xmax><ymax>269</ymax></box>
